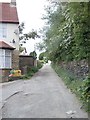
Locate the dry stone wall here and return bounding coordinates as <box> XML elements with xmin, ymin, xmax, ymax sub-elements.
<box><xmin>59</xmin><ymin>60</ymin><xmax>89</xmax><ymax>79</ymax></box>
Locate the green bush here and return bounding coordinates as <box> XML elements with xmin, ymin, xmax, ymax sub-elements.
<box><xmin>39</xmin><ymin>60</ymin><xmax>44</xmax><ymax>64</ymax></box>
<box><xmin>30</xmin><ymin>67</ymin><xmax>38</xmax><ymax>73</ymax></box>
<box><xmin>37</xmin><ymin>60</ymin><xmax>43</xmax><ymax>69</ymax></box>
<box><xmin>78</xmin><ymin>77</ymin><xmax>90</xmax><ymax>112</ymax></box>
<box><xmin>20</xmin><ymin>75</ymin><xmax>30</xmax><ymax>79</ymax></box>
<box><xmin>26</xmin><ymin>66</ymin><xmax>38</xmax><ymax>77</ymax></box>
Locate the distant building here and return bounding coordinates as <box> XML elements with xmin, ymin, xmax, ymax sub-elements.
<box><xmin>0</xmin><ymin>0</ymin><xmax>19</xmax><ymax>82</ymax></box>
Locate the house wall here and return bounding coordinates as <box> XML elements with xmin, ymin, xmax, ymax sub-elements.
<box><xmin>19</xmin><ymin>55</ymin><xmax>35</xmax><ymax>74</ymax></box>
<box><xmin>12</xmin><ymin>50</ymin><xmax>19</xmax><ymax>69</ymax></box>
<box><xmin>0</xmin><ymin>23</ymin><xmax>19</xmax><ymax>70</ymax></box>
<box><xmin>0</xmin><ymin>49</ymin><xmax>19</xmax><ymax>83</ymax></box>
<box><xmin>0</xmin><ymin>23</ymin><xmax>19</xmax><ymax>50</ymax></box>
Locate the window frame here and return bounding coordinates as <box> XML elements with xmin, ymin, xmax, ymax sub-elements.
<box><xmin>0</xmin><ymin>24</ymin><xmax>7</xmax><ymax>38</ymax></box>
<box><xmin>0</xmin><ymin>49</ymin><xmax>12</xmax><ymax>69</ymax></box>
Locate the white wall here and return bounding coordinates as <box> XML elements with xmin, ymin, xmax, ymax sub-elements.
<box><xmin>0</xmin><ymin>23</ymin><xmax>19</xmax><ymax>50</ymax></box>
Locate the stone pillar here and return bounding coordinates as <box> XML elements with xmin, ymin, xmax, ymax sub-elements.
<box><xmin>12</xmin><ymin>50</ymin><xmax>19</xmax><ymax>70</ymax></box>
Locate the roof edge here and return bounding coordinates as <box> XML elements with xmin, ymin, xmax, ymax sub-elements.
<box><xmin>0</xmin><ymin>41</ymin><xmax>16</xmax><ymax>50</ymax></box>
<box><xmin>0</xmin><ymin>47</ymin><xmax>15</xmax><ymax>50</ymax></box>
<box><xmin>0</xmin><ymin>21</ymin><xmax>19</xmax><ymax>24</ymax></box>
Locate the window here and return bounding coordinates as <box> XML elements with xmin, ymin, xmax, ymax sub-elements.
<box><xmin>0</xmin><ymin>24</ymin><xmax>7</xmax><ymax>38</ymax></box>
<box><xmin>0</xmin><ymin>49</ymin><xmax>4</xmax><ymax>68</ymax></box>
<box><xmin>0</xmin><ymin>49</ymin><xmax>11</xmax><ymax>69</ymax></box>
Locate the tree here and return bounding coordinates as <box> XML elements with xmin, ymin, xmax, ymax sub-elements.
<box><xmin>41</xmin><ymin>2</ymin><xmax>90</xmax><ymax>63</ymax></box>
<box><xmin>39</xmin><ymin>52</ymin><xmax>48</xmax><ymax>63</ymax></box>
<box><xmin>19</xmin><ymin>22</ymin><xmax>40</xmax><ymax>53</ymax></box>
<box><xmin>39</xmin><ymin>52</ymin><xmax>45</xmax><ymax>60</ymax></box>
<box><xmin>29</xmin><ymin>51</ymin><xmax>37</xmax><ymax>59</ymax></box>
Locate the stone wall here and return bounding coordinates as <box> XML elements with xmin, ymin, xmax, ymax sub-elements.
<box><xmin>12</xmin><ymin>50</ymin><xmax>19</xmax><ymax>69</ymax></box>
<box><xmin>19</xmin><ymin>55</ymin><xmax>35</xmax><ymax>74</ymax></box>
<box><xmin>59</xmin><ymin>60</ymin><xmax>89</xmax><ymax>79</ymax></box>
<box><xmin>0</xmin><ymin>69</ymin><xmax>11</xmax><ymax>83</ymax></box>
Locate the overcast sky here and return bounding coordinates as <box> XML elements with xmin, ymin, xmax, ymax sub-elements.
<box><xmin>0</xmin><ymin>0</ymin><xmax>48</xmax><ymax>55</ymax></box>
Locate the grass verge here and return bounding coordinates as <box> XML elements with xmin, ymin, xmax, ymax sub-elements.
<box><xmin>52</xmin><ymin>63</ymin><xmax>90</xmax><ymax>112</ymax></box>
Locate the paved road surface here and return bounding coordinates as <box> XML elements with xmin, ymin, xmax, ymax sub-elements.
<box><xmin>0</xmin><ymin>64</ymin><xmax>88</xmax><ymax>118</ymax></box>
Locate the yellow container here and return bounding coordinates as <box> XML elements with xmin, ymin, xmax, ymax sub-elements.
<box><xmin>13</xmin><ymin>70</ymin><xmax>21</xmax><ymax>77</ymax></box>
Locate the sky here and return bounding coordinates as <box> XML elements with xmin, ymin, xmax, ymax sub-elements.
<box><xmin>0</xmin><ymin>0</ymin><xmax>48</xmax><ymax>55</ymax></box>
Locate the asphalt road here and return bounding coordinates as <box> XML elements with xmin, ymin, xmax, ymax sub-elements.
<box><xmin>0</xmin><ymin>64</ymin><xmax>88</xmax><ymax>118</ymax></box>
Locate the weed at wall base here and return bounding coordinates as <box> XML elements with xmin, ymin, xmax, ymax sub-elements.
<box><xmin>52</xmin><ymin>63</ymin><xmax>90</xmax><ymax>112</ymax></box>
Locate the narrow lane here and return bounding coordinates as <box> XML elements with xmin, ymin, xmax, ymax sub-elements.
<box><xmin>1</xmin><ymin>64</ymin><xmax>88</xmax><ymax>118</ymax></box>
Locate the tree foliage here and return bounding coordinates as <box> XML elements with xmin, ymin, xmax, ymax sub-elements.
<box><xmin>42</xmin><ymin>2</ymin><xmax>90</xmax><ymax>64</ymax></box>
<box><xmin>19</xmin><ymin>22</ymin><xmax>40</xmax><ymax>53</ymax></box>
<box><xmin>19</xmin><ymin>22</ymin><xmax>40</xmax><ymax>41</ymax></box>
<box><xmin>29</xmin><ymin>51</ymin><xmax>37</xmax><ymax>59</ymax></box>
<box><xmin>39</xmin><ymin>52</ymin><xmax>45</xmax><ymax>60</ymax></box>
<box><xmin>39</xmin><ymin>52</ymin><xmax>47</xmax><ymax>60</ymax></box>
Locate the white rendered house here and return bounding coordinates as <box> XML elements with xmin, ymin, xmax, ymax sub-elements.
<box><xmin>0</xmin><ymin>0</ymin><xmax>19</xmax><ymax>82</ymax></box>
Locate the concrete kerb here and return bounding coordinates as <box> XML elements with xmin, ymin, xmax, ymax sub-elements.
<box><xmin>0</xmin><ymin>79</ymin><xmax>22</xmax><ymax>87</ymax></box>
